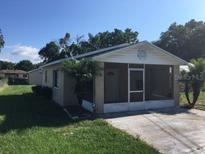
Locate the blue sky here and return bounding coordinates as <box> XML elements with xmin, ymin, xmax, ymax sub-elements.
<box><xmin>0</xmin><ymin>0</ymin><xmax>205</xmax><ymax>63</ymax></box>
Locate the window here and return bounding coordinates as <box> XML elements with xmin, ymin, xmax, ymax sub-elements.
<box><xmin>45</xmin><ymin>70</ymin><xmax>47</xmax><ymax>83</ymax></box>
<box><xmin>53</xmin><ymin>70</ymin><xmax>59</xmax><ymax>87</ymax></box>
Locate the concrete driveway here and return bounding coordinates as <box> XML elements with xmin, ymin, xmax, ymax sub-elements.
<box><xmin>105</xmin><ymin>108</ymin><xmax>205</xmax><ymax>154</ymax></box>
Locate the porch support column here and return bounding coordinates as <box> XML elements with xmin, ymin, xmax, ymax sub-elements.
<box><xmin>94</xmin><ymin>62</ymin><xmax>104</xmax><ymax>113</ymax></box>
<box><xmin>173</xmin><ymin>65</ymin><xmax>180</xmax><ymax>106</ymax></box>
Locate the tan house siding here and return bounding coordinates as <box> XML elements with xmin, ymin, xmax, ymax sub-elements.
<box><xmin>28</xmin><ymin>69</ymin><xmax>42</xmax><ymax>85</ymax></box>
<box><xmin>173</xmin><ymin>65</ymin><xmax>180</xmax><ymax>106</ymax></box>
<box><xmin>42</xmin><ymin>64</ymin><xmax>65</xmax><ymax>106</ymax></box>
<box><xmin>63</xmin><ymin>74</ymin><xmax>78</xmax><ymax>106</ymax></box>
<box><xmin>41</xmin><ymin>64</ymin><xmax>79</xmax><ymax>107</ymax></box>
<box><xmin>52</xmin><ymin>70</ymin><xmax>64</xmax><ymax>106</ymax></box>
<box><xmin>94</xmin><ymin>62</ymin><xmax>104</xmax><ymax>113</ymax></box>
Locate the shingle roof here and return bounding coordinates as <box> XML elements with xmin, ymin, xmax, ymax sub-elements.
<box><xmin>0</xmin><ymin>70</ymin><xmax>27</xmax><ymax>74</ymax></box>
<box><xmin>41</xmin><ymin>43</ymin><xmax>130</xmax><ymax>68</ymax></box>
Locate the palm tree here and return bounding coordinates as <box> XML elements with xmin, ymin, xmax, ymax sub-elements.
<box><xmin>0</xmin><ymin>29</ymin><xmax>5</xmax><ymax>52</ymax></box>
<box><xmin>183</xmin><ymin>58</ymin><xmax>205</xmax><ymax>108</ymax></box>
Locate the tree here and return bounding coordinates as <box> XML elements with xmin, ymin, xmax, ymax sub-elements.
<box><xmin>0</xmin><ymin>29</ymin><xmax>5</xmax><ymax>52</ymax></box>
<box><xmin>182</xmin><ymin>58</ymin><xmax>205</xmax><ymax>108</ymax></box>
<box><xmin>63</xmin><ymin>59</ymin><xmax>101</xmax><ymax>105</ymax></box>
<box><xmin>87</xmin><ymin>28</ymin><xmax>138</xmax><ymax>50</ymax></box>
<box><xmin>39</xmin><ymin>28</ymin><xmax>139</xmax><ymax>63</ymax></box>
<box><xmin>155</xmin><ymin>20</ymin><xmax>205</xmax><ymax>61</ymax></box>
<box><xmin>33</xmin><ymin>62</ymin><xmax>44</xmax><ymax>69</ymax></box>
<box><xmin>39</xmin><ymin>41</ymin><xmax>60</xmax><ymax>62</ymax></box>
<box><xmin>0</xmin><ymin>61</ymin><xmax>15</xmax><ymax>70</ymax></box>
<box><xmin>15</xmin><ymin>60</ymin><xmax>34</xmax><ymax>71</ymax></box>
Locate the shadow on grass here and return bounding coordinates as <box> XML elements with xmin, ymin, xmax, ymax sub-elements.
<box><xmin>0</xmin><ymin>92</ymin><xmax>72</xmax><ymax>134</ymax></box>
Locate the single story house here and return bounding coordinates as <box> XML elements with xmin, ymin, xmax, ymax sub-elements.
<box><xmin>0</xmin><ymin>69</ymin><xmax>28</xmax><ymax>79</ymax></box>
<box><xmin>28</xmin><ymin>41</ymin><xmax>188</xmax><ymax>113</ymax></box>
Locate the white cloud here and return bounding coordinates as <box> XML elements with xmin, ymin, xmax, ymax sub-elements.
<box><xmin>11</xmin><ymin>44</ymin><xmax>41</xmax><ymax>63</ymax></box>
<box><xmin>0</xmin><ymin>58</ymin><xmax>12</xmax><ymax>62</ymax></box>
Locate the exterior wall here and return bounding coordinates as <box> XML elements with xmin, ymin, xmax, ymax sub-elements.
<box><xmin>94</xmin><ymin>62</ymin><xmax>104</xmax><ymax>113</ymax></box>
<box><xmin>52</xmin><ymin>70</ymin><xmax>64</xmax><ymax>106</ymax></box>
<box><xmin>1</xmin><ymin>73</ymin><xmax>28</xmax><ymax>80</ymax></box>
<box><xmin>29</xmin><ymin>69</ymin><xmax>42</xmax><ymax>85</ymax></box>
<box><xmin>18</xmin><ymin>73</ymin><xmax>28</xmax><ymax>79</ymax></box>
<box><xmin>173</xmin><ymin>65</ymin><xmax>180</xmax><ymax>106</ymax></box>
<box><xmin>42</xmin><ymin>64</ymin><xmax>64</xmax><ymax>106</ymax></box>
<box><xmin>104</xmin><ymin>100</ymin><xmax>175</xmax><ymax>113</ymax></box>
<box><xmin>38</xmin><ymin>64</ymin><xmax>80</xmax><ymax>107</ymax></box>
<box><xmin>63</xmin><ymin>73</ymin><xmax>78</xmax><ymax>106</ymax></box>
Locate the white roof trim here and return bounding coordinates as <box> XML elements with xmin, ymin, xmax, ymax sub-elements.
<box><xmin>143</xmin><ymin>41</ymin><xmax>188</xmax><ymax>65</ymax></box>
<box><xmin>28</xmin><ymin>68</ymin><xmax>42</xmax><ymax>73</ymax></box>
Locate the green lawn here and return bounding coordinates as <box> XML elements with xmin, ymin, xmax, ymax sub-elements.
<box><xmin>180</xmin><ymin>91</ymin><xmax>205</xmax><ymax>110</ymax></box>
<box><xmin>0</xmin><ymin>85</ymin><xmax>159</xmax><ymax>154</ymax></box>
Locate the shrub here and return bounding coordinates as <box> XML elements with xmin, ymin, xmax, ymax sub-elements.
<box><xmin>202</xmin><ymin>84</ymin><xmax>205</xmax><ymax>92</ymax></box>
<box><xmin>32</xmin><ymin>86</ymin><xmax>52</xmax><ymax>99</ymax></box>
<box><xmin>8</xmin><ymin>78</ymin><xmax>28</xmax><ymax>85</ymax></box>
<box><xmin>0</xmin><ymin>76</ymin><xmax>5</xmax><ymax>80</ymax></box>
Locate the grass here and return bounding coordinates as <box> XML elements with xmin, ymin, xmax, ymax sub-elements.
<box><xmin>0</xmin><ymin>79</ymin><xmax>8</xmax><ymax>92</ymax></box>
<box><xmin>180</xmin><ymin>91</ymin><xmax>205</xmax><ymax>110</ymax></box>
<box><xmin>0</xmin><ymin>85</ymin><xmax>159</xmax><ymax>154</ymax></box>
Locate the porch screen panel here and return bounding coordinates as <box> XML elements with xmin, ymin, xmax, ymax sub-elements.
<box><xmin>104</xmin><ymin>63</ymin><xmax>128</xmax><ymax>104</ymax></box>
<box><xmin>130</xmin><ymin>71</ymin><xmax>143</xmax><ymax>91</ymax></box>
<box><xmin>145</xmin><ymin>65</ymin><xmax>173</xmax><ymax>100</ymax></box>
<box><xmin>130</xmin><ymin>92</ymin><xmax>143</xmax><ymax>102</ymax></box>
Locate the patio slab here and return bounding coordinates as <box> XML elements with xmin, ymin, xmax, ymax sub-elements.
<box><xmin>106</xmin><ymin>108</ymin><xmax>205</xmax><ymax>154</ymax></box>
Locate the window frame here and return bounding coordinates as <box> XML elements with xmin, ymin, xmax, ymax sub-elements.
<box><xmin>44</xmin><ymin>70</ymin><xmax>47</xmax><ymax>83</ymax></box>
<box><xmin>53</xmin><ymin>70</ymin><xmax>59</xmax><ymax>88</ymax></box>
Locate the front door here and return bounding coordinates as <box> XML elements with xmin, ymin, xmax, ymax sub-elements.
<box><xmin>129</xmin><ymin>69</ymin><xmax>144</xmax><ymax>102</ymax></box>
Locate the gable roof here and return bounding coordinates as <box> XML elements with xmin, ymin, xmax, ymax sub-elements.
<box><xmin>41</xmin><ymin>43</ymin><xmax>130</xmax><ymax>68</ymax></box>
<box><xmin>41</xmin><ymin>41</ymin><xmax>188</xmax><ymax>68</ymax></box>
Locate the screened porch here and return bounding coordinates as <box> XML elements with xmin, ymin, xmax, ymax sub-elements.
<box><xmin>104</xmin><ymin>62</ymin><xmax>174</xmax><ymax>112</ymax></box>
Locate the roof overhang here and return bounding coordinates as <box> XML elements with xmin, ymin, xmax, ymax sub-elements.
<box><xmin>32</xmin><ymin>41</ymin><xmax>188</xmax><ymax>71</ymax></box>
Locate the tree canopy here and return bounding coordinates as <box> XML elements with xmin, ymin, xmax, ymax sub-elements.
<box><xmin>38</xmin><ymin>41</ymin><xmax>60</xmax><ymax>62</ymax></box>
<box><xmin>0</xmin><ymin>29</ymin><xmax>5</xmax><ymax>52</ymax></box>
<box><xmin>0</xmin><ymin>61</ymin><xmax>15</xmax><ymax>70</ymax></box>
<box><xmin>0</xmin><ymin>60</ymin><xmax>36</xmax><ymax>71</ymax></box>
<box><xmin>15</xmin><ymin>60</ymin><xmax>34</xmax><ymax>71</ymax></box>
<box><xmin>39</xmin><ymin>28</ymin><xmax>139</xmax><ymax>62</ymax></box>
<box><xmin>155</xmin><ymin>19</ymin><xmax>205</xmax><ymax>61</ymax></box>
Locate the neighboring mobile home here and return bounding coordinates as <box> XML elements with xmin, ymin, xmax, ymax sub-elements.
<box><xmin>28</xmin><ymin>41</ymin><xmax>188</xmax><ymax>113</ymax></box>
<box><xmin>0</xmin><ymin>70</ymin><xmax>28</xmax><ymax>79</ymax></box>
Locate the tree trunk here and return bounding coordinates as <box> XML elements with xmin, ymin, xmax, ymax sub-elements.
<box><xmin>184</xmin><ymin>81</ymin><xmax>201</xmax><ymax>108</ymax></box>
<box><xmin>185</xmin><ymin>82</ymin><xmax>192</xmax><ymax>105</ymax></box>
<box><xmin>191</xmin><ymin>82</ymin><xmax>201</xmax><ymax>107</ymax></box>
